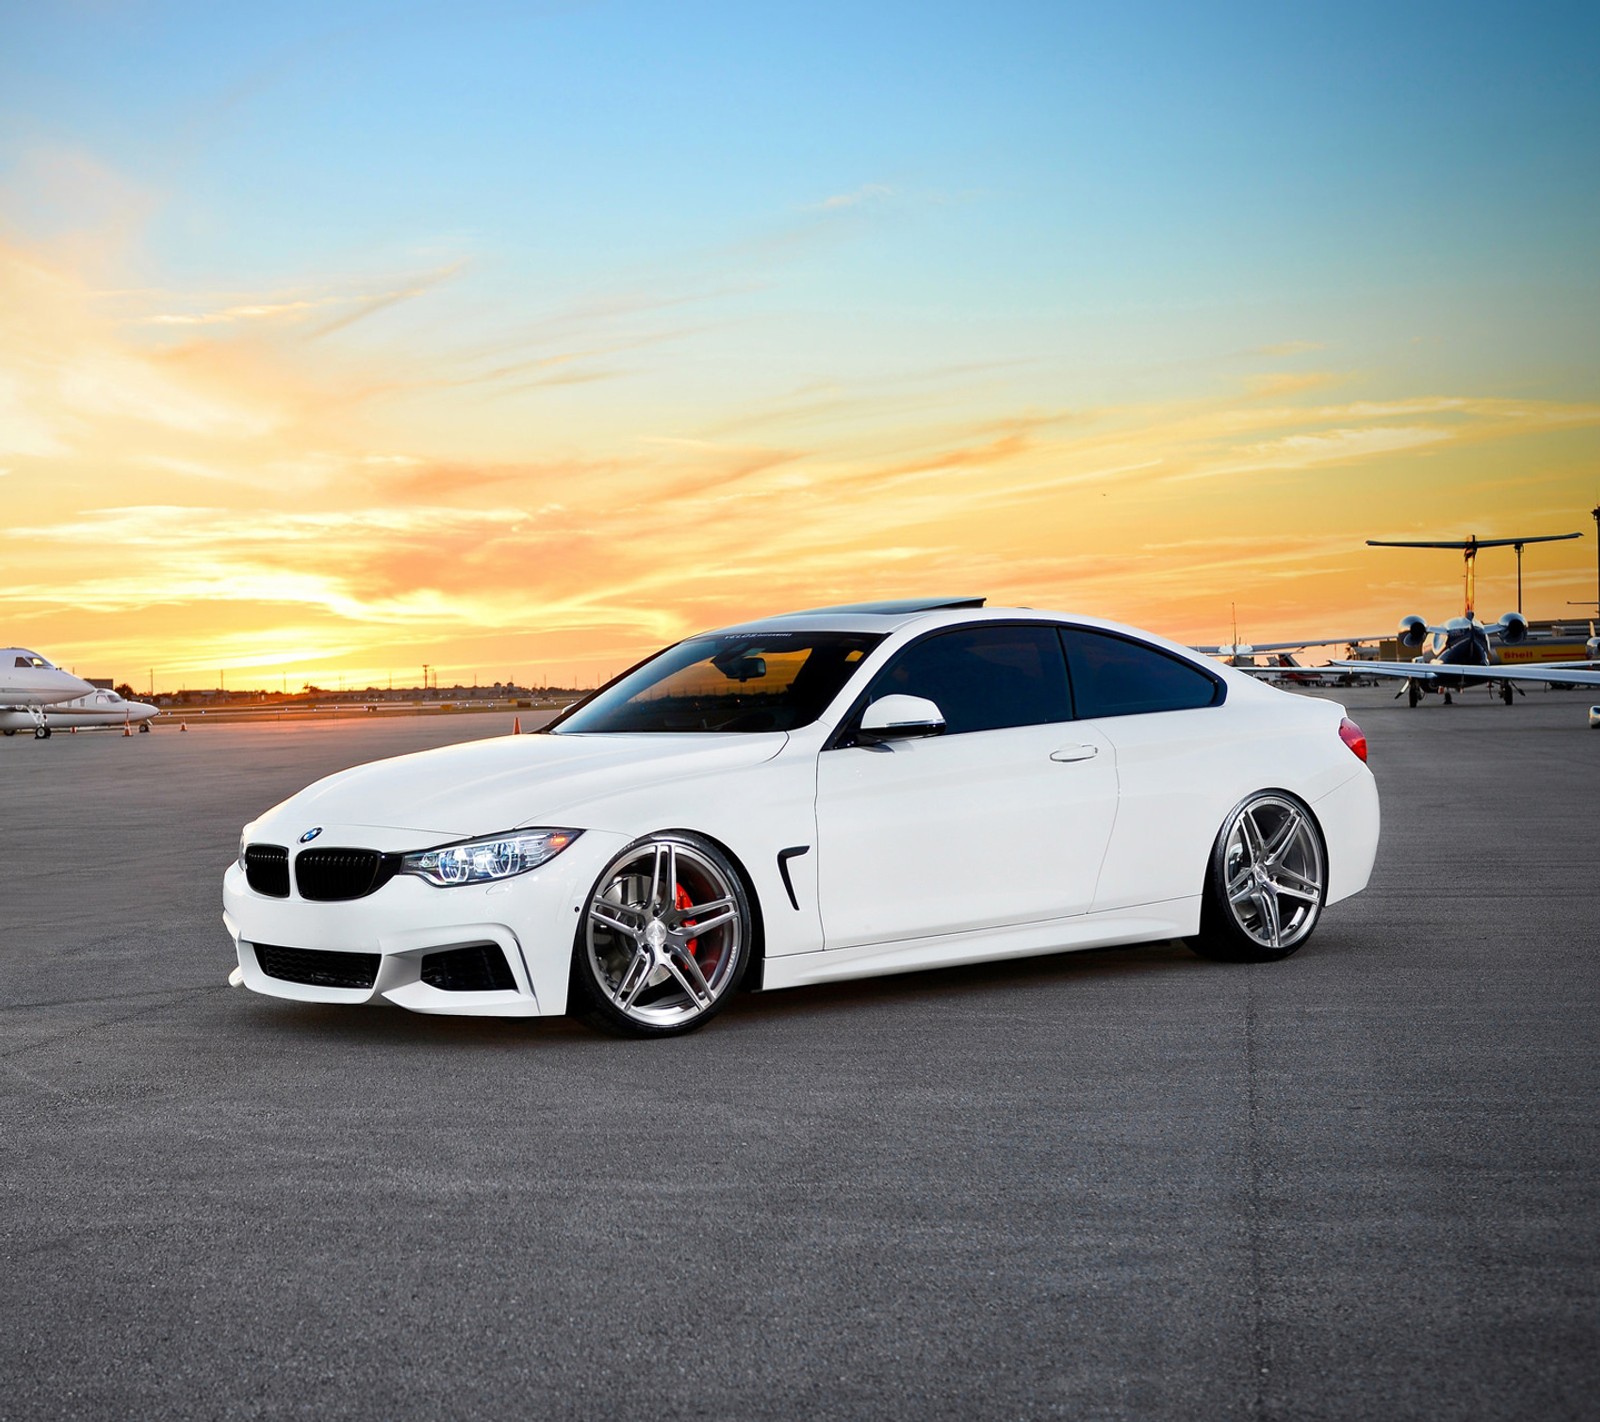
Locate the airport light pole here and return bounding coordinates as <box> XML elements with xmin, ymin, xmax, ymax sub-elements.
<box><xmin>1575</xmin><ymin>506</ymin><xmax>1600</xmax><ymax>620</ymax></box>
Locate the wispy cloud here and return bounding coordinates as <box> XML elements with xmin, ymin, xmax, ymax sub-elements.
<box><xmin>1255</xmin><ymin>340</ymin><xmax>1327</xmax><ymax>358</ymax></box>
<box><xmin>811</xmin><ymin>182</ymin><xmax>894</xmax><ymax>211</ymax></box>
<box><xmin>4</xmin><ymin>193</ymin><xmax>1597</xmax><ymax>684</ymax></box>
<box><xmin>143</xmin><ymin>298</ymin><xmax>333</xmax><ymax>327</ymax></box>
<box><xmin>1169</xmin><ymin>425</ymin><xmax>1453</xmax><ymax>482</ymax></box>
<box><xmin>1244</xmin><ymin>371</ymin><xmax>1339</xmax><ymax>398</ymax></box>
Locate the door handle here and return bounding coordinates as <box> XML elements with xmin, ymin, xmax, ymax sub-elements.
<box><xmin>1050</xmin><ymin>744</ymin><xmax>1100</xmax><ymax>762</ymax></box>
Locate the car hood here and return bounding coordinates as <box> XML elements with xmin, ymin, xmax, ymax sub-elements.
<box><xmin>249</xmin><ymin>731</ymin><xmax>790</xmax><ymax>843</ymax></box>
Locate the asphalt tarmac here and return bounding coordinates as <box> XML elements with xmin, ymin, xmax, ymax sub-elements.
<box><xmin>3</xmin><ymin>686</ymin><xmax>1597</xmax><ymax>1421</ymax></box>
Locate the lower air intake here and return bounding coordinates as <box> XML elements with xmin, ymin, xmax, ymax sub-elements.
<box><xmin>421</xmin><ymin>943</ymin><xmax>517</xmax><ymax>993</ymax></box>
<box><xmin>255</xmin><ymin>944</ymin><xmax>380</xmax><ymax>991</ymax></box>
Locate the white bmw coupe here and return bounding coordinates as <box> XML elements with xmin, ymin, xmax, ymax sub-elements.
<box><xmin>224</xmin><ymin>599</ymin><xmax>1379</xmax><ymax>1036</ymax></box>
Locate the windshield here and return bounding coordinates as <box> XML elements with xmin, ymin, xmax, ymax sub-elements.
<box><xmin>549</xmin><ymin>631</ymin><xmax>884</xmax><ymax>734</ymax></box>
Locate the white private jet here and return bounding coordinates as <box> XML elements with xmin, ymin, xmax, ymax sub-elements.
<box><xmin>0</xmin><ymin>649</ymin><xmax>96</xmax><ymax>738</ymax></box>
<box><xmin>0</xmin><ymin>685</ymin><xmax>159</xmax><ymax>737</ymax></box>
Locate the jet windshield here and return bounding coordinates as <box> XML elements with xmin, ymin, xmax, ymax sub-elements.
<box><xmin>550</xmin><ymin>632</ymin><xmax>884</xmax><ymax>734</ymax></box>
<box><xmin>14</xmin><ymin>653</ymin><xmax>53</xmax><ymax>669</ymax></box>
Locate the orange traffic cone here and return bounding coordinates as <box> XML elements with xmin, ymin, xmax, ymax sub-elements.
<box><xmin>512</xmin><ymin>716</ymin><xmax>521</xmax><ymax>735</ymax></box>
<box><xmin>123</xmin><ymin>721</ymin><xmax>131</xmax><ymax>736</ymax></box>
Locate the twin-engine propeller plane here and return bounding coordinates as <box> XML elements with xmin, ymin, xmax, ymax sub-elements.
<box><xmin>0</xmin><ymin>649</ymin><xmax>97</xmax><ymax>738</ymax></box>
<box><xmin>1328</xmin><ymin>533</ymin><xmax>1600</xmax><ymax>707</ymax></box>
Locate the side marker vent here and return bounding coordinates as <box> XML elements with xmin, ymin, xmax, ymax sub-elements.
<box><xmin>421</xmin><ymin>944</ymin><xmax>516</xmax><ymax>992</ymax></box>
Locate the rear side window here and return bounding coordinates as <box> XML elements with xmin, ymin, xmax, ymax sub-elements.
<box><xmin>1060</xmin><ymin>627</ymin><xmax>1222</xmax><ymax>718</ymax></box>
<box><xmin>868</xmin><ymin>625</ymin><xmax>1071</xmax><ymax>735</ymax></box>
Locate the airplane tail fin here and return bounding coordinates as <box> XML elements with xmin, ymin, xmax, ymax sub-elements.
<box><xmin>1366</xmin><ymin>532</ymin><xmax>1583</xmax><ymax>618</ymax></box>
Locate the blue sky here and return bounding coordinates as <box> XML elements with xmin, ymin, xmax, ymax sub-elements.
<box><xmin>2</xmin><ymin>1</ymin><xmax>1597</xmax><ymax>682</ymax></box>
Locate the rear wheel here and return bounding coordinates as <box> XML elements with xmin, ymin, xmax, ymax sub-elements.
<box><xmin>569</xmin><ymin>832</ymin><xmax>751</xmax><ymax>1037</ymax></box>
<box><xmin>1190</xmin><ymin>793</ymin><xmax>1326</xmax><ymax>963</ymax></box>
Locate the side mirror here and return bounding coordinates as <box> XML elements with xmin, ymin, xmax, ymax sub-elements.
<box><xmin>858</xmin><ymin>694</ymin><xmax>946</xmax><ymax>744</ymax></box>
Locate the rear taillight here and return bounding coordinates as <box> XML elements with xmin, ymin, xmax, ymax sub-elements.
<box><xmin>1339</xmin><ymin>717</ymin><xmax>1368</xmax><ymax>763</ymax></box>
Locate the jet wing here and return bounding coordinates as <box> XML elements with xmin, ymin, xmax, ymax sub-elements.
<box><xmin>1226</xmin><ymin>665</ymin><xmax>1348</xmax><ymax>681</ymax></box>
<box><xmin>1328</xmin><ymin>659</ymin><xmax>1600</xmax><ymax>687</ymax></box>
<box><xmin>1193</xmin><ymin>636</ymin><xmax>1387</xmax><ymax>655</ymax></box>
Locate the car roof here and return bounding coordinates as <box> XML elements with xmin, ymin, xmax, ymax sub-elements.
<box><xmin>701</xmin><ymin>602</ymin><xmax>1265</xmax><ymax>693</ymax></box>
<box><xmin>707</xmin><ymin>597</ymin><xmax>986</xmax><ymax>636</ymax></box>
<box><xmin>769</xmin><ymin>596</ymin><xmax>988</xmax><ymax>618</ymax></box>
<box><xmin>705</xmin><ymin>600</ymin><xmax>1159</xmax><ymax>643</ymax></box>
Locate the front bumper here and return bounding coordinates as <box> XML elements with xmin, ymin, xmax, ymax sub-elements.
<box><xmin>221</xmin><ymin>829</ymin><xmax>629</xmax><ymax>1017</ymax></box>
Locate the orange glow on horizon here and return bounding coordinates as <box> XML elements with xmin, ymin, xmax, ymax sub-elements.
<box><xmin>4</xmin><ymin>235</ymin><xmax>1598</xmax><ymax>691</ymax></box>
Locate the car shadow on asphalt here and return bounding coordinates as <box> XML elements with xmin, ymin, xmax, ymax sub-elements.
<box><xmin>231</xmin><ymin>937</ymin><xmax>1232</xmax><ymax>1047</ymax></box>
<box><xmin>727</xmin><ymin>937</ymin><xmax>1215</xmax><ymax>1023</ymax></box>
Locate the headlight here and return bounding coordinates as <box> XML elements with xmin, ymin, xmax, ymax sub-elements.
<box><xmin>237</xmin><ymin>833</ymin><xmax>248</xmax><ymax>870</ymax></box>
<box><xmin>399</xmin><ymin>829</ymin><xmax>581</xmax><ymax>887</ymax></box>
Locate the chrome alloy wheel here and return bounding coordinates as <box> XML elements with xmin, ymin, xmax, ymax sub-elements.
<box><xmin>1220</xmin><ymin>794</ymin><xmax>1325</xmax><ymax>950</ymax></box>
<box><xmin>581</xmin><ymin>836</ymin><xmax>747</xmax><ymax>1032</ymax></box>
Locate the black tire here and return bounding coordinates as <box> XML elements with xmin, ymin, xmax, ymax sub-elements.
<box><xmin>34</xmin><ymin>726</ymin><xmax>50</xmax><ymax>739</ymax></box>
<box><xmin>1407</xmin><ymin>682</ymin><xmax>1420</xmax><ymax>708</ymax></box>
<box><xmin>568</xmin><ymin>832</ymin><xmax>752</xmax><ymax>1037</ymax></box>
<box><xmin>1190</xmin><ymin>792</ymin><xmax>1326</xmax><ymax>964</ymax></box>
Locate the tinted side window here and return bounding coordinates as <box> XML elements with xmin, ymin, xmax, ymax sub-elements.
<box><xmin>1060</xmin><ymin>627</ymin><xmax>1222</xmax><ymax>718</ymax></box>
<box><xmin>869</xmin><ymin>625</ymin><xmax>1071</xmax><ymax>735</ymax></box>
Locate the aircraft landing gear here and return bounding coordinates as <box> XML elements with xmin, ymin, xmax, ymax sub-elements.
<box><xmin>34</xmin><ymin>724</ymin><xmax>52</xmax><ymax>739</ymax></box>
<box><xmin>1442</xmin><ymin>691</ymin><xmax>1454</xmax><ymax>706</ymax></box>
<box><xmin>139</xmin><ymin>721</ymin><xmax>151</xmax><ymax>732</ymax></box>
<box><xmin>1407</xmin><ymin>682</ymin><xmax>1421</xmax><ymax>708</ymax></box>
<box><xmin>1501</xmin><ymin>682</ymin><xmax>1513</xmax><ymax>706</ymax></box>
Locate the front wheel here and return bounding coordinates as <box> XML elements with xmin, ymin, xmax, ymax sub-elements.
<box><xmin>569</xmin><ymin>832</ymin><xmax>751</xmax><ymax>1037</ymax></box>
<box><xmin>1190</xmin><ymin>793</ymin><xmax>1326</xmax><ymax>963</ymax></box>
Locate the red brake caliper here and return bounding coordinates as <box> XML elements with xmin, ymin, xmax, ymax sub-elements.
<box><xmin>674</xmin><ymin>883</ymin><xmax>699</xmax><ymax>956</ymax></box>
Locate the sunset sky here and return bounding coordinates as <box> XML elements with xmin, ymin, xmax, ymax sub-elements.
<box><xmin>3</xmin><ymin>1</ymin><xmax>1597</xmax><ymax>689</ymax></box>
